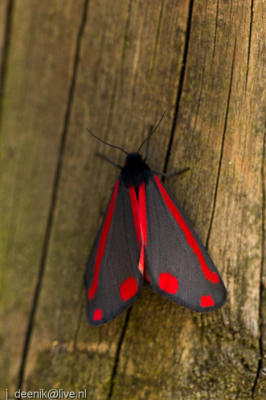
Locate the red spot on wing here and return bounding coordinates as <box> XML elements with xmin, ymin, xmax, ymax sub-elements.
<box><xmin>201</xmin><ymin>295</ymin><xmax>214</xmax><ymax>307</ymax></box>
<box><xmin>159</xmin><ymin>272</ymin><xmax>179</xmax><ymax>294</ymax></box>
<box><xmin>93</xmin><ymin>308</ymin><xmax>103</xmax><ymax>321</ymax></box>
<box><xmin>154</xmin><ymin>176</ymin><xmax>219</xmax><ymax>284</ymax></box>
<box><xmin>88</xmin><ymin>181</ymin><xmax>119</xmax><ymax>300</ymax></box>
<box><xmin>120</xmin><ymin>277</ymin><xmax>138</xmax><ymax>301</ymax></box>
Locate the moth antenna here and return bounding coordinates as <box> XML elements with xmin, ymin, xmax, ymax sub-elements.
<box><xmin>137</xmin><ymin>111</ymin><xmax>166</xmax><ymax>155</ymax></box>
<box><xmin>87</xmin><ymin>128</ymin><xmax>129</xmax><ymax>155</ymax></box>
<box><xmin>144</xmin><ymin>127</ymin><xmax>152</xmax><ymax>161</ymax></box>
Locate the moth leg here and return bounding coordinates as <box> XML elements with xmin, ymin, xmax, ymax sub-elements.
<box><xmin>95</xmin><ymin>152</ymin><xmax>123</xmax><ymax>169</ymax></box>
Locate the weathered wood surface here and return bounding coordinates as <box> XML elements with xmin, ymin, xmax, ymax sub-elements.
<box><xmin>0</xmin><ymin>0</ymin><xmax>265</xmax><ymax>398</ymax></box>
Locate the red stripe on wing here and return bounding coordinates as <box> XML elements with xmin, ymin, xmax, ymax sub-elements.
<box><xmin>88</xmin><ymin>180</ymin><xmax>119</xmax><ymax>300</ymax></box>
<box><xmin>129</xmin><ymin>183</ymin><xmax>147</xmax><ymax>277</ymax></box>
<box><xmin>139</xmin><ymin>182</ymin><xmax>147</xmax><ymax>246</ymax></box>
<box><xmin>129</xmin><ymin>186</ymin><xmax>141</xmax><ymax>245</ymax></box>
<box><xmin>154</xmin><ymin>175</ymin><xmax>219</xmax><ymax>284</ymax></box>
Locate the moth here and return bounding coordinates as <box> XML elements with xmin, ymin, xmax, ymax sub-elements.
<box><xmin>84</xmin><ymin>118</ymin><xmax>226</xmax><ymax>326</ymax></box>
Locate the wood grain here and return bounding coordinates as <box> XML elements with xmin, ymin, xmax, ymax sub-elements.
<box><xmin>0</xmin><ymin>0</ymin><xmax>10</xmax><ymax>87</ymax></box>
<box><xmin>0</xmin><ymin>0</ymin><xmax>265</xmax><ymax>398</ymax></box>
<box><xmin>0</xmin><ymin>0</ymin><xmax>85</xmax><ymax>392</ymax></box>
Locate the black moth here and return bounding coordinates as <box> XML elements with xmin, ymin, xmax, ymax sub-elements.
<box><xmin>84</xmin><ymin>120</ymin><xmax>226</xmax><ymax>326</ymax></box>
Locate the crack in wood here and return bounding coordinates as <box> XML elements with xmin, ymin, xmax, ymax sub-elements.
<box><xmin>149</xmin><ymin>0</ymin><xmax>164</xmax><ymax>81</ymax></box>
<box><xmin>102</xmin><ymin>1</ymin><xmax>135</xmax><ymax>153</ymax></box>
<box><xmin>17</xmin><ymin>0</ymin><xmax>90</xmax><ymax>390</ymax></box>
<box><xmin>162</xmin><ymin>0</ymin><xmax>195</xmax><ymax>177</ymax></box>
<box><xmin>0</xmin><ymin>0</ymin><xmax>14</xmax><ymax>116</ymax></box>
<box><xmin>133</xmin><ymin>0</ymin><xmax>165</xmax><ymax>151</ymax></box>
<box><xmin>107</xmin><ymin>307</ymin><xmax>132</xmax><ymax>400</ymax></box>
<box><xmin>212</xmin><ymin>0</ymin><xmax>219</xmax><ymax>66</ymax></box>
<box><xmin>206</xmin><ymin>36</ymin><xmax>236</xmax><ymax>250</ymax></box>
<box><xmin>120</xmin><ymin>0</ymin><xmax>133</xmax><ymax>74</ymax></box>
<box><xmin>246</xmin><ymin>0</ymin><xmax>254</xmax><ymax>92</ymax></box>
<box><xmin>252</xmin><ymin>129</ymin><xmax>266</xmax><ymax>398</ymax></box>
<box><xmin>101</xmin><ymin>2</ymin><xmax>135</xmax><ymax>162</ymax></box>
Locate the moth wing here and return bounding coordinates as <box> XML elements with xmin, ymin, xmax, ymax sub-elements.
<box><xmin>84</xmin><ymin>180</ymin><xmax>143</xmax><ymax>326</ymax></box>
<box><xmin>144</xmin><ymin>175</ymin><xmax>226</xmax><ymax>312</ymax></box>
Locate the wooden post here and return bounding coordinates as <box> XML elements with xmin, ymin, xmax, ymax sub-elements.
<box><xmin>0</xmin><ymin>0</ymin><xmax>265</xmax><ymax>398</ymax></box>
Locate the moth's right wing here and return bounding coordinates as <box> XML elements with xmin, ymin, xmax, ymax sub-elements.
<box><xmin>84</xmin><ymin>181</ymin><xmax>143</xmax><ymax>326</ymax></box>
